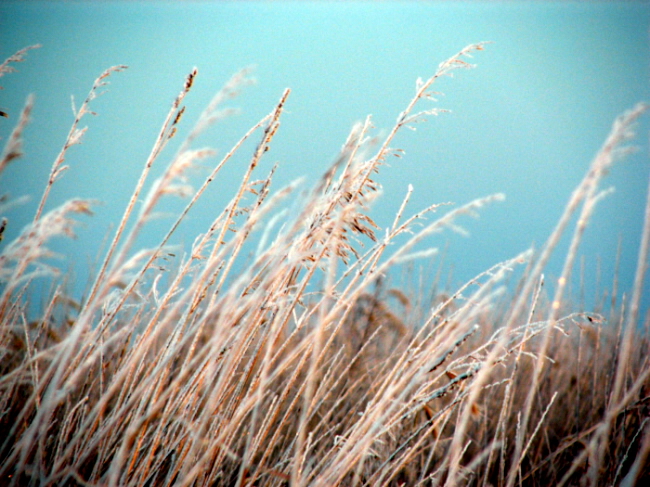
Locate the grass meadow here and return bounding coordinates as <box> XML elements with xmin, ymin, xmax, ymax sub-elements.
<box><xmin>1</xmin><ymin>43</ymin><xmax>650</xmax><ymax>486</ymax></box>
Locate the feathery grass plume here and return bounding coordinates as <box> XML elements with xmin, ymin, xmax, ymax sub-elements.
<box><xmin>1</xmin><ymin>40</ymin><xmax>650</xmax><ymax>487</ymax></box>
<box><xmin>0</xmin><ymin>46</ymin><xmax>40</xmax><ymax>273</ymax></box>
<box><xmin>0</xmin><ymin>44</ymin><xmax>41</xmax><ymax>89</ymax></box>
<box><xmin>0</xmin><ymin>94</ymin><xmax>33</xmax><ymax>176</ymax></box>
<box><xmin>34</xmin><ymin>64</ymin><xmax>127</xmax><ymax>223</ymax></box>
<box><xmin>0</xmin><ymin>199</ymin><xmax>94</xmax><ymax>317</ymax></box>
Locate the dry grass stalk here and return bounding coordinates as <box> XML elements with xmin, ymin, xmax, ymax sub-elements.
<box><xmin>1</xmin><ymin>43</ymin><xmax>649</xmax><ymax>487</ymax></box>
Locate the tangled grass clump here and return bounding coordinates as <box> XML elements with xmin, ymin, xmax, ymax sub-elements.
<box><xmin>1</xmin><ymin>43</ymin><xmax>649</xmax><ymax>486</ymax></box>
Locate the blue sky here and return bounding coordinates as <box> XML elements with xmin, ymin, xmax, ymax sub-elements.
<box><xmin>1</xmin><ymin>1</ymin><xmax>649</xmax><ymax>315</ymax></box>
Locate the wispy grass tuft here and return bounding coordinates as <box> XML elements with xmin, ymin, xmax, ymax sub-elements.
<box><xmin>1</xmin><ymin>42</ymin><xmax>649</xmax><ymax>487</ymax></box>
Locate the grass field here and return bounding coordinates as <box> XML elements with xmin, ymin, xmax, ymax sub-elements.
<box><xmin>1</xmin><ymin>43</ymin><xmax>649</xmax><ymax>486</ymax></box>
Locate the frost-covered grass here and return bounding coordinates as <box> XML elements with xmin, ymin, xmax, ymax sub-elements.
<box><xmin>1</xmin><ymin>43</ymin><xmax>649</xmax><ymax>486</ymax></box>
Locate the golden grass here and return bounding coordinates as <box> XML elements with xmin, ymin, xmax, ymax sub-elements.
<box><xmin>1</xmin><ymin>43</ymin><xmax>649</xmax><ymax>486</ymax></box>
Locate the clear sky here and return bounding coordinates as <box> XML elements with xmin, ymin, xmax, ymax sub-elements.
<box><xmin>1</xmin><ymin>1</ymin><xmax>649</xmax><ymax>316</ymax></box>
